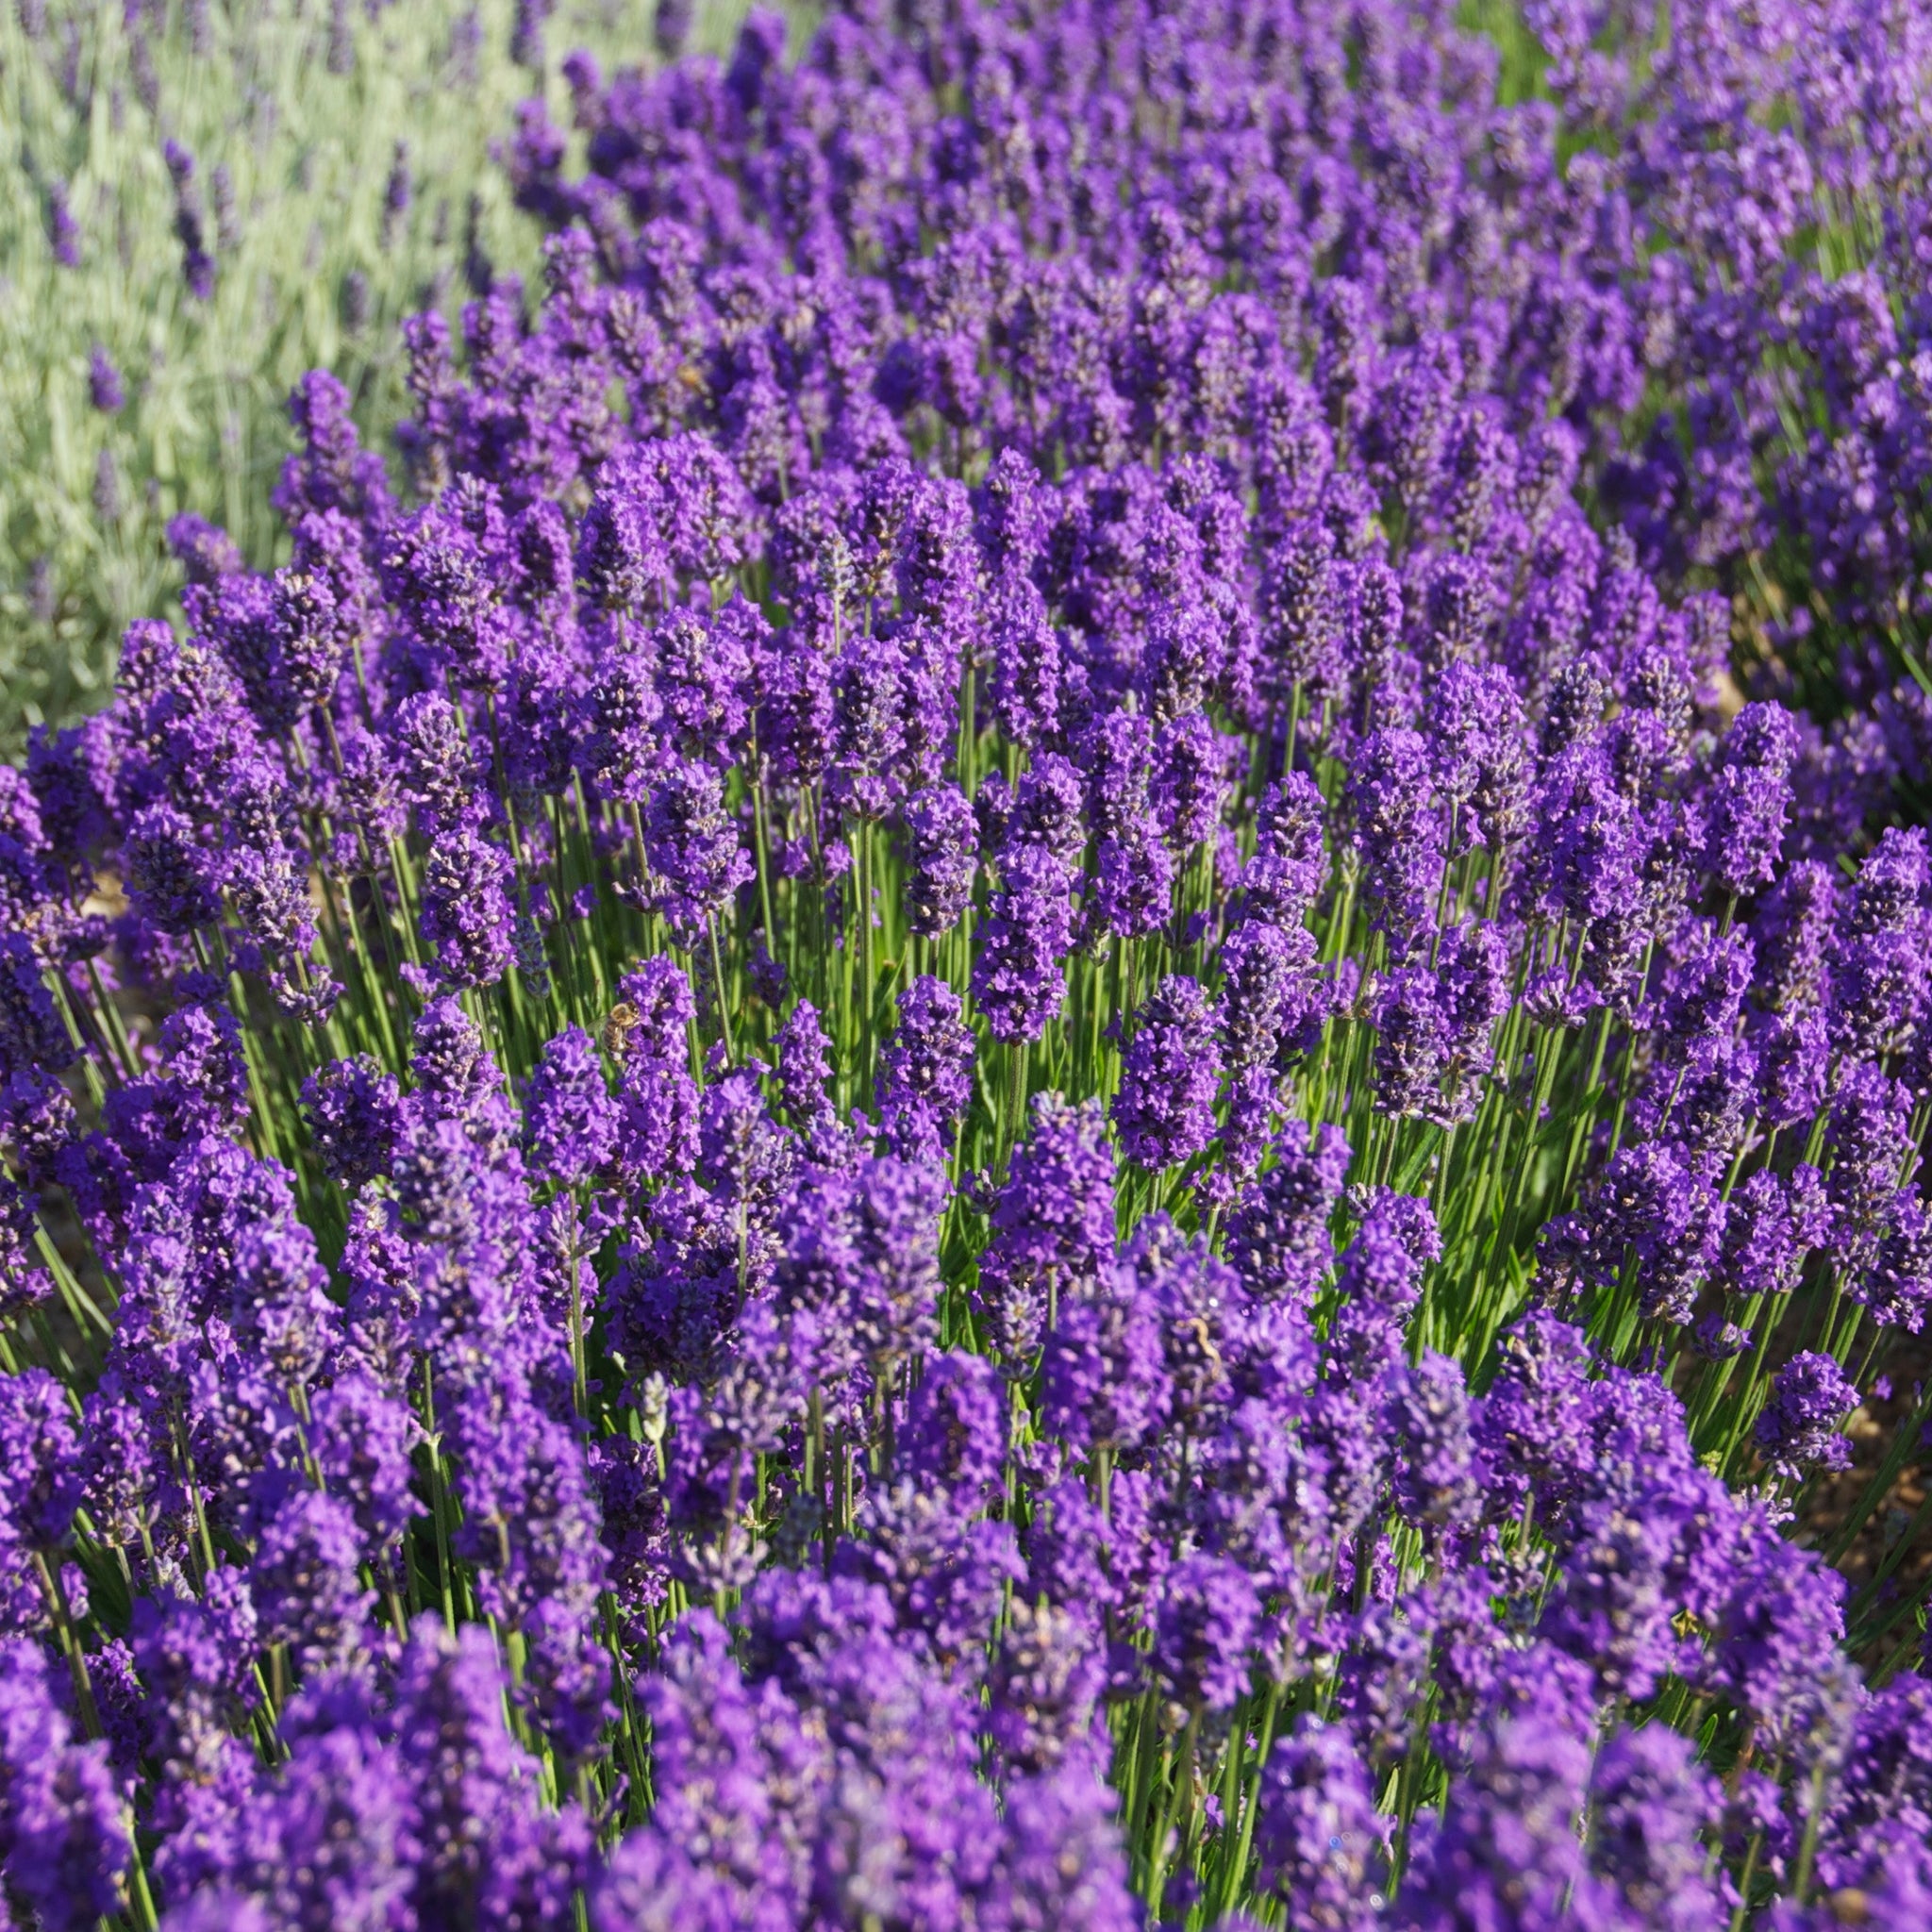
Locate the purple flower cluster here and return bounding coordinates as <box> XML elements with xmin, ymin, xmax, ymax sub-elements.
<box><xmin>2</xmin><ymin>2</ymin><xmax>1930</xmax><ymax>1924</ymax></box>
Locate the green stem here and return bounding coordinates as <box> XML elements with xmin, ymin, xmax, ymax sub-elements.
<box><xmin>1146</xmin><ymin>1707</ymin><xmax>1202</xmax><ymax>1920</ymax></box>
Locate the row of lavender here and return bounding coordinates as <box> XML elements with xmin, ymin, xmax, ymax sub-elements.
<box><xmin>508</xmin><ymin>0</ymin><xmax>1932</xmax><ymax>761</ymax></box>
<box><xmin>3</xmin><ymin>1</ymin><xmax>1931</xmax><ymax>1927</ymax></box>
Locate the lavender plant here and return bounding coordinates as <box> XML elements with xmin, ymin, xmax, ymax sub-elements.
<box><xmin>2</xmin><ymin>3</ymin><xmax>1931</xmax><ymax>1927</ymax></box>
<box><xmin>0</xmin><ymin>0</ymin><xmax>781</xmax><ymax>755</ymax></box>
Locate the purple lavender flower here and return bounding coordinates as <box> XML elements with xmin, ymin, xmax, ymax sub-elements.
<box><xmin>1224</xmin><ymin>1123</ymin><xmax>1350</xmax><ymax>1307</ymax></box>
<box><xmin>505</xmin><ymin>0</ymin><xmax>563</xmax><ymax>67</ymax></box>
<box><xmin>661</xmin><ymin>607</ymin><xmax>758</xmax><ymax>759</ymax></box>
<box><xmin>1750</xmin><ymin>858</ymin><xmax>1838</xmax><ymax>1013</ymax></box>
<box><xmin>302</xmin><ymin>1054</ymin><xmax>405</xmax><ymax>1190</ymax></box>
<box><xmin>827</xmin><ymin>635</ymin><xmax>915</xmax><ymax>820</ymax></box>
<box><xmin>737</xmin><ymin>1566</ymin><xmax>1002</xmax><ymax>1924</ymax></box>
<box><xmin>1219</xmin><ymin>917</ymin><xmax>1323</xmax><ymax>1077</ymax></box>
<box><xmin>1322</xmin><ymin>1190</ymin><xmax>1441</xmax><ymax>1385</ymax></box>
<box><xmin>1427</xmin><ymin>662</ymin><xmax>1529</xmax><ymax>856</ymax></box>
<box><xmin>646</xmin><ymin>759</ymin><xmax>753</xmax><ymax>946</ymax></box>
<box><xmin>653</xmin><ymin>0</ymin><xmax>692</xmax><ymax>58</ymax></box>
<box><xmin>0</xmin><ymin>1176</ymin><xmax>47</xmax><ymax>1322</ymax></box>
<box><xmin>1475</xmin><ymin>1311</ymin><xmax>1598</xmax><ymax>1509</ymax></box>
<box><xmin>974</xmin><ymin>1093</ymin><xmax>1115</xmax><ymax>1366</ymax></box>
<box><xmin>1755</xmin><ymin>1352</ymin><xmax>1859</xmax><ymax>1480</ymax></box>
<box><xmin>1526</xmin><ymin>738</ymin><xmax>1643</xmax><ymax>934</ymax></box>
<box><xmin>1711</xmin><ymin>1527</ymin><xmax>1854</xmax><ymax>1755</ymax></box>
<box><xmin>992</xmin><ymin>1763</ymin><xmax>1139</xmax><ymax>1930</ymax></box>
<box><xmin>988</xmin><ymin>1599</ymin><xmax>1107</xmax><ymax>1775</ymax></box>
<box><xmin>581</xmin><ymin>653</ymin><xmax>659</xmax><ymax>807</ymax></box>
<box><xmin>1716</xmin><ymin>1168</ymin><xmax>1813</xmax><ymax>1300</ymax></box>
<box><xmin>1830</xmin><ymin>827</ymin><xmax>1930</xmax><ymax>1058</ymax></box>
<box><xmin>1086</xmin><ymin>710</ymin><xmax>1174</xmax><ymax>940</ymax></box>
<box><xmin>522</xmin><ymin>1025</ymin><xmax>617</xmax><ymax>1188</ymax></box>
<box><xmin>446</xmin><ymin>1385</ymin><xmax>609</xmax><ymax>1750</ymax></box>
<box><xmin>228</xmin><ymin>1675</ymin><xmax>420</xmax><ymax>1928</ymax></box>
<box><xmin>1007</xmin><ymin>756</ymin><xmax>1088</xmax><ymax>871</ymax></box>
<box><xmin>1151</xmin><ymin>1553</ymin><xmax>1258</xmax><ymax>1714</ymax></box>
<box><xmin>770</xmin><ymin>995</ymin><xmax>831</xmax><ymax>1115</ymax></box>
<box><xmin>1814</xmin><ymin>1674</ymin><xmax>1932</xmax><ymax>1890</ymax></box>
<box><xmin>0</xmin><ymin>932</ymin><xmax>75</xmax><ymax>1078</ymax></box>
<box><xmin>379</xmin><ymin>142</ymin><xmax>411</xmax><ymax>252</ymax></box>
<box><xmin>1651</xmin><ymin>915</ymin><xmax>1752</xmax><ymax>1044</ymax></box>
<box><xmin>876</xmin><ymin>974</ymin><xmax>974</xmax><ymax>1166</ymax></box>
<box><xmin>1258</xmin><ymin>520</ymin><xmax>1342</xmax><ymax>702</ymax></box>
<box><xmin>972</xmin><ymin>842</ymin><xmax>1074</xmax><ymax>1045</ymax></box>
<box><xmin>396</xmin><ymin>1614</ymin><xmax>591</xmax><ymax>1924</ymax></box>
<box><xmin>987</xmin><ymin>574</ymin><xmax>1061</xmax><ymax>751</ymax></box>
<box><xmin>1856</xmin><ymin>1191</ymin><xmax>1932</xmax><ymax>1334</ymax></box>
<box><xmin>275</xmin><ymin>370</ymin><xmax>391</xmax><ymax>529</ymax></box>
<box><xmin>310</xmin><ymin>1370</ymin><xmax>417</xmax><ymax>1556</ymax></box>
<box><xmin>389</xmin><ymin>691</ymin><xmax>482</xmax><ymax>835</ymax></box>
<box><xmin>1112</xmin><ymin>974</ymin><xmax>1221</xmax><ymax>1172</ymax></box>
<box><xmin>1541</xmin><ymin>1141</ymin><xmax>1724</xmax><ymax>1325</ymax></box>
<box><xmin>409</xmin><ymin>994</ymin><xmax>497</xmax><ymax>1116</ymax></box>
<box><xmin>1386</xmin><ymin>1353</ymin><xmax>1486</xmax><ymax>1540</ymax></box>
<box><xmin>1253</xmin><ymin>1716</ymin><xmax>1389</xmax><ymax>1930</ymax></box>
<box><xmin>1394</xmin><ymin>1656</ymin><xmax>1609</xmax><ymax>1930</ymax></box>
<box><xmin>1372</xmin><ymin>921</ymin><xmax>1509</xmax><ymax>1125</ymax></box>
<box><xmin>1152</xmin><ymin>710</ymin><xmax>1227</xmax><ymax>851</ymax></box>
<box><xmin>1538</xmin><ymin>1491</ymin><xmax>1686</xmax><ymax>1703</ymax></box>
<box><xmin>1241</xmin><ymin>774</ymin><xmax>1327</xmax><ymax>925</ymax></box>
<box><xmin>1041</xmin><ymin>1251</ymin><xmax>1171</xmax><ymax>1458</ymax></box>
<box><xmin>418</xmin><ymin>828</ymin><xmax>518</xmax><ymax>989</ymax></box>
<box><xmin>1754</xmin><ymin>1008</ymin><xmax>1828</xmax><ymax>1129</ymax></box>
<box><xmin>166</xmin><ymin>513</ymin><xmax>245</xmax><ymax>587</ymax></box>
<box><xmin>163</xmin><ymin>141</ymin><xmax>215</xmax><ymax>298</ymax></box>
<box><xmin>576</xmin><ymin>457</ymin><xmax>665</xmax><ymax>616</ymax></box>
<box><xmin>1342</xmin><ymin>558</ymin><xmax>1404</xmax><ymax>707</ymax></box>
<box><xmin>1825</xmin><ymin>1061</ymin><xmax>1916</xmax><ymax>1264</ymax></box>
<box><xmin>88</xmin><ymin>344</ymin><xmax>124</xmax><ymax>414</ymax></box>
<box><xmin>246</xmin><ymin>1488</ymin><xmax>375</xmax><ymax>1670</ymax></box>
<box><xmin>45</xmin><ymin>179</ymin><xmax>79</xmax><ymax>268</ymax></box>
<box><xmin>594</xmin><ymin>1610</ymin><xmax>815</xmax><ymax>1928</ymax></box>
<box><xmin>8</xmin><ymin>16</ymin><xmax>1932</xmax><ymax>1921</ymax></box>
<box><xmin>1587</xmin><ymin>1723</ymin><xmax>1725</xmax><ymax>1932</ymax></box>
<box><xmin>383</xmin><ymin>477</ymin><xmax>516</xmax><ymax>691</ymax></box>
<box><xmin>0</xmin><ymin>1367</ymin><xmax>81</xmax><ymax>1562</ymax></box>
<box><xmin>0</xmin><ymin>1637</ymin><xmax>131</xmax><ymax>1928</ymax></box>
<box><xmin>835</xmin><ymin>1478</ymin><xmax>1022</xmax><ymax>1680</ymax></box>
<box><xmin>902</xmin><ymin>783</ymin><xmax>977</xmax><ymax>938</ymax></box>
<box><xmin>610</xmin><ymin>958</ymin><xmax>700</xmax><ymax>1187</ymax></box>
<box><xmin>1348</xmin><ymin>728</ymin><xmax>1443</xmax><ymax>952</ymax></box>
<box><xmin>1705</xmin><ymin>702</ymin><xmax>1799</xmax><ymax>898</ymax></box>
<box><xmin>901</xmin><ymin>1349</ymin><xmax>1006</xmax><ymax>1501</ymax></box>
<box><xmin>771</xmin><ymin>1155</ymin><xmax>946</xmax><ymax>1390</ymax></box>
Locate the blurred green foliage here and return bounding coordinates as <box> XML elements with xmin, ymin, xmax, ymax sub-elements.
<box><xmin>0</xmin><ymin>0</ymin><xmax>780</xmax><ymax>756</ymax></box>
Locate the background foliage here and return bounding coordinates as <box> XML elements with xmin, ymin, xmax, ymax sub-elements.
<box><xmin>0</xmin><ymin>0</ymin><xmax>789</xmax><ymax>754</ymax></box>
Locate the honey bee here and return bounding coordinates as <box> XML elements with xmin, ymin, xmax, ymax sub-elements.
<box><xmin>601</xmin><ymin>1002</ymin><xmax>641</xmax><ymax>1057</ymax></box>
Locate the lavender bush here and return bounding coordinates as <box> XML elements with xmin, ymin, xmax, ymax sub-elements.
<box><xmin>3</xmin><ymin>2</ymin><xmax>1931</xmax><ymax>1926</ymax></box>
<box><xmin>0</xmin><ymin>0</ymin><xmax>781</xmax><ymax>754</ymax></box>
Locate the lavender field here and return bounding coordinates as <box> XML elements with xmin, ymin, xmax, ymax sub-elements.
<box><xmin>4</xmin><ymin>2</ymin><xmax>1932</xmax><ymax>1927</ymax></box>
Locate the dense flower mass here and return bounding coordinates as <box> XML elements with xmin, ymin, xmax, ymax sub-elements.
<box><xmin>4</xmin><ymin>1</ymin><xmax>1932</xmax><ymax>1925</ymax></box>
